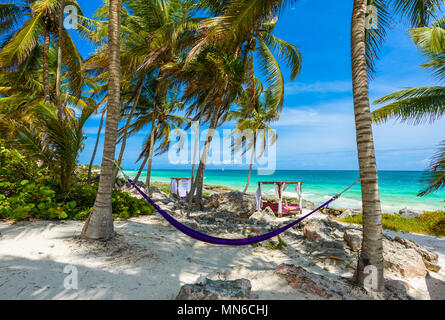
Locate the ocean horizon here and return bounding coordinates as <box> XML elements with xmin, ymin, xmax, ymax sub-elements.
<box><xmin>122</xmin><ymin>169</ymin><xmax>445</xmax><ymax>213</ymax></box>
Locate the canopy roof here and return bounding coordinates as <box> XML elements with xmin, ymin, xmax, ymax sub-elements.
<box><xmin>258</xmin><ymin>181</ymin><xmax>302</xmax><ymax>185</ymax></box>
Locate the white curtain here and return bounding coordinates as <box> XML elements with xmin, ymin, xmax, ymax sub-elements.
<box><xmin>178</xmin><ymin>179</ymin><xmax>192</xmax><ymax>198</ymax></box>
<box><xmin>255</xmin><ymin>183</ymin><xmax>262</xmax><ymax>211</ymax></box>
<box><xmin>295</xmin><ymin>182</ymin><xmax>302</xmax><ymax>212</ymax></box>
<box><xmin>170</xmin><ymin>178</ymin><xmax>178</xmax><ymax>195</ymax></box>
<box><xmin>274</xmin><ymin>183</ymin><xmax>288</xmax><ymax>215</ymax></box>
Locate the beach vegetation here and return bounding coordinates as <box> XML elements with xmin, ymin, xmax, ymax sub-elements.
<box><xmin>229</xmin><ymin>81</ymin><xmax>279</xmax><ymax>193</ymax></box>
<box><xmin>373</xmin><ymin>16</ymin><xmax>445</xmax><ymax>197</ymax></box>
<box><xmin>337</xmin><ymin>210</ymin><xmax>445</xmax><ymax>237</ymax></box>
<box><xmin>0</xmin><ymin>141</ymin><xmax>154</xmax><ymax>221</ymax></box>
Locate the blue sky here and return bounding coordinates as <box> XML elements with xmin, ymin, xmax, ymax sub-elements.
<box><xmin>74</xmin><ymin>0</ymin><xmax>445</xmax><ymax>171</ymax></box>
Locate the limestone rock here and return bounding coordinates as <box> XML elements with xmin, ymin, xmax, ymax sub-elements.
<box><xmin>321</xmin><ymin>240</ymin><xmax>344</xmax><ymax>249</ymax></box>
<box><xmin>310</xmin><ymin>247</ymin><xmax>350</xmax><ymax>261</ymax></box>
<box><xmin>274</xmin><ymin>263</ymin><xmax>346</xmax><ymax>298</ymax></box>
<box><xmin>205</xmin><ymin>192</ymin><xmax>256</xmax><ymax>218</ymax></box>
<box><xmin>399</xmin><ymin>208</ymin><xmax>423</xmax><ymax>219</ymax></box>
<box><xmin>303</xmin><ymin>223</ymin><xmax>323</xmax><ymax>241</ymax></box>
<box><xmin>175</xmin><ymin>278</ymin><xmax>252</xmax><ymax>300</ymax></box>
<box><xmin>394</xmin><ymin>236</ymin><xmax>439</xmax><ymax>265</ymax></box>
<box><xmin>385</xmin><ymin>279</ymin><xmax>415</xmax><ymax>299</ymax></box>
<box><xmin>383</xmin><ymin>239</ymin><xmax>427</xmax><ymax>278</ymax></box>
<box><xmin>249</xmin><ymin>209</ymin><xmax>275</xmax><ymax>224</ymax></box>
<box><xmin>338</xmin><ymin>209</ymin><xmax>359</xmax><ymax>219</ymax></box>
<box><xmin>424</xmin><ymin>261</ymin><xmax>441</xmax><ymax>272</ymax></box>
<box><xmin>344</xmin><ymin>230</ymin><xmax>362</xmax><ymax>252</ymax></box>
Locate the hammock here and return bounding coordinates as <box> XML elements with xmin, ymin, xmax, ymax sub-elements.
<box><xmin>128</xmin><ymin>178</ymin><xmax>337</xmax><ymax>245</ymax></box>
<box><xmin>78</xmin><ymin>169</ymin><xmax>360</xmax><ymax>246</ymax></box>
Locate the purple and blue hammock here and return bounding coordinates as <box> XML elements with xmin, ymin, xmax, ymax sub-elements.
<box><xmin>79</xmin><ymin>174</ymin><xmax>359</xmax><ymax>246</ymax></box>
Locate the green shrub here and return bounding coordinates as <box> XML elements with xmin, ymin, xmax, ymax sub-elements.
<box><xmin>0</xmin><ymin>142</ymin><xmax>154</xmax><ymax>221</ymax></box>
<box><xmin>336</xmin><ymin>210</ymin><xmax>445</xmax><ymax>237</ymax></box>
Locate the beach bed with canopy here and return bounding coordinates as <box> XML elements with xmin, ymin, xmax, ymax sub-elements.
<box><xmin>170</xmin><ymin>177</ymin><xmax>194</xmax><ymax>198</ymax></box>
<box><xmin>256</xmin><ymin>181</ymin><xmax>303</xmax><ymax>217</ymax></box>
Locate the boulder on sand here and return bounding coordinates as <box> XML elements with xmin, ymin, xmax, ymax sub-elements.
<box><xmin>399</xmin><ymin>208</ymin><xmax>423</xmax><ymax>219</ymax></box>
<box><xmin>205</xmin><ymin>192</ymin><xmax>256</xmax><ymax>218</ymax></box>
<box><xmin>249</xmin><ymin>207</ymin><xmax>276</xmax><ymax>224</ymax></box>
<box><xmin>175</xmin><ymin>278</ymin><xmax>252</xmax><ymax>300</ymax></box>
<box><xmin>393</xmin><ymin>236</ymin><xmax>440</xmax><ymax>272</ymax></box>
<box><xmin>343</xmin><ymin>229</ymin><xmax>362</xmax><ymax>252</ymax></box>
<box><xmin>338</xmin><ymin>209</ymin><xmax>359</xmax><ymax>219</ymax></box>
<box><xmin>383</xmin><ymin>239</ymin><xmax>427</xmax><ymax>278</ymax></box>
<box><xmin>274</xmin><ymin>263</ymin><xmax>355</xmax><ymax>298</ymax></box>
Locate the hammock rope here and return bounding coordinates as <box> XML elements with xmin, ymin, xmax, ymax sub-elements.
<box><xmin>79</xmin><ymin>160</ymin><xmax>360</xmax><ymax>246</ymax></box>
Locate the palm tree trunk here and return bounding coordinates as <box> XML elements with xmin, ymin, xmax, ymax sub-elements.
<box><xmin>243</xmin><ymin>135</ymin><xmax>256</xmax><ymax>193</ymax></box>
<box><xmin>43</xmin><ymin>26</ymin><xmax>50</xmax><ymax>104</ymax></box>
<box><xmin>88</xmin><ymin>108</ymin><xmax>106</xmax><ymax>179</ymax></box>
<box><xmin>115</xmin><ymin>80</ymin><xmax>143</xmax><ymax>177</ymax></box>
<box><xmin>55</xmin><ymin>0</ymin><xmax>65</xmax><ymax>118</ymax></box>
<box><xmin>190</xmin><ymin>104</ymin><xmax>222</xmax><ymax>207</ymax></box>
<box><xmin>134</xmin><ymin>154</ymin><xmax>148</xmax><ymax>183</ymax></box>
<box><xmin>145</xmin><ymin>122</ymin><xmax>161</xmax><ymax>193</ymax></box>
<box><xmin>351</xmin><ymin>0</ymin><xmax>384</xmax><ymax>292</ymax></box>
<box><xmin>82</xmin><ymin>0</ymin><xmax>122</xmax><ymax>240</ymax></box>
<box><xmin>186</xmin><ymin>113</ymin><xmax>202</xmax><ymax>216</ymax></box>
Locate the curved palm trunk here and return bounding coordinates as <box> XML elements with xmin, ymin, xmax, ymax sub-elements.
<box><xmin>134</xmin><ymin>154</ymin><xmax>149</xmax><ymax>183</ymax></box>
<box><xmin>243</xmin><ymin>135</ymin><xmax>256</xmax><ymax>193</ymax></box>
<box><xmin>115</xmin><ymin>80</ymin><xmax>144</xmax><ymax>178</ymax></box>
<box><xmin>88</xmin><ymin>108</ymin><xmax>106</xmax><ymax>179</ymax></box>
<box><xmin>82</xmin><ymin>0</ymin><xmax>122</xmax><ymax>240</ymax></box>
<box><xmin>43</xmin><ymin>26</ymin><xmax>50</xmax><ymax>103</ymax></box>
<box><xmin>190</xmin><ymin>104</ymin><xmax>222</xmax><ymax>208</ymax></box>
<box><xmin>145</xmin><ymin>121</ymin><xmax>161</xmax><ymax>193</ymax></box>
<box><xmin>351</xmin><ymin>0</ymin><xmax>384</xmax><ymax>292</ymax></box>
<box><xmin>186</xmin><ymin>114</ymin><xmax>202</xmax><ymax>216</ymax></box>
<box><xmin>56</xmin><ymin>0</ymin><xmax>65</xmax><ymax>118</ymax></box>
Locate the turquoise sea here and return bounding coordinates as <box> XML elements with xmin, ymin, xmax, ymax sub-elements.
<box><xmin>123</xmin><ymin>169</ymin><xmax>445</xmax><ymax>213</ymax></box>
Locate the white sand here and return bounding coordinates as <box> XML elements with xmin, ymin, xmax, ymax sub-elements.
<box><xmin>0</xmin><ymin>211</ymin><xmax>444</xmax><ymax>300</ymax></box>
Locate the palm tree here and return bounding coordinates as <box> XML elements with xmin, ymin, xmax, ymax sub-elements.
<box><xmin>56</xmin><ymin>0</ymin><xmax>66</xmax><ymax>117</ymax></box>
<box><xmin>179</xmin><ymin>48</ymin><xmax>246</xmax><ymax>207</ymax></box>
<box><xmin>229</xmin><ymin>80</ymin><xmax>279</xmax><ymax>192</ymax></box>
<box><xmin>373</xmin><ymin>17</ymin><xmax>445</xmax><ymax>196</ymax></box>
<box><xmin>0</xmin><ymin>0</ymin><xmax>84</xmax><ymax>107</ymax></box>
<box><xmin>188</xmin><ymin>1</ymin><xmax>302</xmax><ymax>112</ymax></box>
<box><xmin>84</xmin><ymin>0</ymin><xmax>197</xmax><ymax>188</ymax></box>
<box><xmin>350</xmin><ymin>0</ymin><xmax>440</xmax><ymax>291</ymax></box>
<box><xmin>9</xmin><ymin>102</ymin><xmax>95</xmax><ymax>192</ymax></box>
<box><xmin>82</xmin><ymin>0</ymin><xmax>122</xmax><ymax>240</ymax></box>
<box><xmin>123</xmin><ymin>80</ymin><xmax>189</xmax><ymax>188</ymax></box>
<box><xmin>181</xmin><ymin>3</ymin><xmax>301</xmax><ymax>207</ymax></box>
<box><xmin>87</xmin><ymin>98</ymin><xmax>107</xmax><ymax>179</ymax></box>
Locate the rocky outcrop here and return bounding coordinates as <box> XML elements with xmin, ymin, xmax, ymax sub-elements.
<box><xmin>249</xmin><ymin>208</ymin><xmax>276</xmax><ymax>224</ymax></box>
<box><xmin>383</xmin><ymin>239</ymin><xmax>427</xmax><ymax>278</ymax></box>
<box><xmin>274</xmin><ymin>263</ymin><xmax>370</xmax><ymax>299</ymax></box>
<box><xmin>303</xmin><ymin>223</ymin><xmax>324</xmax><ymax>241</ymax></box>
<box><xmin>175</xmin><ymin>278</ymin><xmax>252</xmax><ymax>300</ymax></box>
<box><xmin>399</xmin><ymin>208</ymin><xmax>423</xmax><ymax>219</ymax></box>
<box><xmin>274</xmin><ymin>264</ymin><xmax>333</xmax><ymax>298</ymax></box>
<box><xmin>338</xmin><ymin>209</ymin><xmax>359</xmax><ymax>219</ymax></box>
<box><xmin>321</xmin><ymin>207</ymin><xmax>360</xmax><ymax>217</ymax></box>
<box><xmin>343</xmin><ymin>230</ymin><xmax>362</xmax><ymax>252</ymax></box>
<box><xmin>205</xmin><ymin>192</ymin><xmax>256</xmax><ymax>218</ymax></box>
<box><xmin>385</xmin><ymin>280</ymin><xmax>415</xmax><ymax>299</ymax></box>
<box><xmin>393</xmin><ymin>236</ymin><xmax>440</xmax><ymax>272</ymax></box>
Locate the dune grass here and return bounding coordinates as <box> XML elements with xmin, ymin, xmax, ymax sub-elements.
<box><xmin>336</xmin><ymin>211</ymin><xmax>445</xmax><ymax>237</ymax></box>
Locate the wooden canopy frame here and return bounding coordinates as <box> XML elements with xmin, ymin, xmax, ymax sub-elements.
<box><xmin>257</xmin><ymin>181</ymin><xmax>303</xmax><ymax>217</ymax></box>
